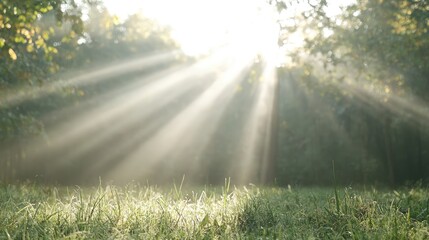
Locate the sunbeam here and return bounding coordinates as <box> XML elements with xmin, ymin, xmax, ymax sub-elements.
<box><xmin>23</xmin><ymin>41</ymin><xmax>269</xmax><ymax>183</ymax></box>
<box><xmin>342</xmin><ymin>82</ymin><xmax>429</xmax><ymax>128</ymax></box>
<box><xmin>108</xmin><ymin>54</ymin><xmax>256</xmax><ymax>183</ymax></box>
<box><xmin>26</xmin><ymin>51</ymin><xmax>220</xmax><ymax>165</ymax></box>
<box><xmin>1</xmin><ymin>51</ymin><xmax>180</xmax><ymax>108</ymax></box>
<box><xmin>4</xmin><ymin>0</ymin><xmax>286</xmax><ymax>185</ymax></box>
<box><xmin>234</xmin><ymin>59</ymin><xmax>278</xmax><ymax>183</ymax></box>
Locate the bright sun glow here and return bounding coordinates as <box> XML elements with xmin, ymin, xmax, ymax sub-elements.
<box><xmin>104</xmin><ymin>0</ymin><xmax>280</xmax><ymax>61</ymax></box>
<box><xmin>103</xmin><ymin>0</ymin><xmax>356</xmax><ymax>65</ymax></box>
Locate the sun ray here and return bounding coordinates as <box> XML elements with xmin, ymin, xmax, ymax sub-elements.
<box><xmin>25</xmin><ymin>45</ymin><xmax>260</xmax><ymax>183</ymax></box>
<box><xmin>10</xmin><ymin>0</ymin><xmax>287</xmax><ymax>184</ymax></box>
<box><xmin>232</xmin><ymin>59</ymin><xmax>278</xmax><ymax>184</ymax></box>
<box><xmin>0</xmin><ymin>50</ymin><xmax>180</xmax><ymax>108</ymax></box>
<box><xmin>341</xmin><ymin>82</ymin><xmax>429</xmax><ymax>128</ymax></box>
<box><xmin>108</xmin><ymin>55</ymin><xmax>256</xmax><ymax>182</ymax></box>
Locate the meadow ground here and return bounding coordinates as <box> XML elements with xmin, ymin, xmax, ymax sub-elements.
<box><xmin>0</xmin><ymin>181</ymin><xmax>428</xmax><ymax>239</ymax></box>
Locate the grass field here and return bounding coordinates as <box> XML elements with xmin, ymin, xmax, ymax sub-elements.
<box><xmin>0</xmin><ymin>181</ymin><xmax>428</xmax><ymax>239</ymax></box>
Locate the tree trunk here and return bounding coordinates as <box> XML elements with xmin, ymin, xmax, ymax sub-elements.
<box><xmin>361</xmin><ymin>114</ymin><xmax>370</xmax><ymax>185</ymax></box>
<box><xmin>416</xmin><ymin>123</ymin><xmax>423</xmax><ymax>180</ymax></box>
<box><xmin>383</xmin><ymin>117</ymin><xmax>395</xmax><ymax>186</ymax></box>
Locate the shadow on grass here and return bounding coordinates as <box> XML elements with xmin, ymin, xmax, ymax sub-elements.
<box><xmin>237</xmin><ymin>196</ymin><xmax>278</xmax><ymax>234</ymax></box>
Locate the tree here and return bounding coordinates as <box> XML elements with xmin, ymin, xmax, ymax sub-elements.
<box><xmin>0</xmin><ymin>0</ymin><xmax>85</xmax><ymax>86</ymax></box>
<box><xmin>273</xmin><ymin>0</ymin><xmax>429</xmax><ymax>185</ymax></box>
<box><xmin>0</xmin><ymin>0</ymin><xmax>181</xmax><ymax>183</ymax></box>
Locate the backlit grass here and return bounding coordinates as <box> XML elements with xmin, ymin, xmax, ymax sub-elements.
<box><xmin>0</xmin><ymin>182</ymin><xmax>428</xmax><ymax>239</ymax></box>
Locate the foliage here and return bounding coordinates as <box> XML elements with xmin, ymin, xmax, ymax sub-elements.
<box><xmin>274</xmin><ymin>0</ymin><xmax>429</xmax><ymax>186</ymax></box>
<box><xmin>0</xmin><ymin>0</ymin><xmax>85</xmax><ymax>86</ymax></box>
<box><xmin>306</xmin><ymin>0</ymin><xmax>429</xmax><ymax>96</ymax></box>
<box><xmin>0</xmin><ymin>0</ymin><xmax>181</xmax><ymax>182</ymax></box>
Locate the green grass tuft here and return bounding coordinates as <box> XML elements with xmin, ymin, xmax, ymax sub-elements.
<box><xmin>0</xmin><ymin>183</ymin><xmax>428</xmax><ymax>239</ymax></box>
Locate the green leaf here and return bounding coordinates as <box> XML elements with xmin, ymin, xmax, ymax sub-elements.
<box><xmin>199</xmin><ymin>214</ymin><xmax>210</xmax><ymax>228</ymax></box>
<box><xmin>8</xmin><ymin>48</ymin><xmax>17</xmax><ymax>60</ymax></box>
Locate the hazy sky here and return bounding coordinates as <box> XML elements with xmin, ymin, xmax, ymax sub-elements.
<box><xmin>103</xmin><ymin>0</ymin><xmax>278</xmax><ymax>56</ymax></box>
